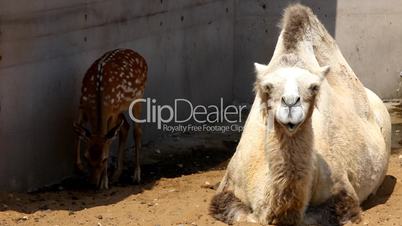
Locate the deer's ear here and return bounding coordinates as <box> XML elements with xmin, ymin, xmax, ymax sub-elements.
<box><xmin>105</xmin><ymin>120</ymin><xmax>124</xmax><ymax>140</ymax></box>
<box><xmin>73</xmin><ymin>123</ymin><xmax>91</xmax><ymax>142</ymax></box>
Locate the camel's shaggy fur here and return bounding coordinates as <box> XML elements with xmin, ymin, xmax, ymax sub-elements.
<box><xmin>210</xmin><ymin>4</ymin><xmax>391</xmax><ymax>225</ymax></box>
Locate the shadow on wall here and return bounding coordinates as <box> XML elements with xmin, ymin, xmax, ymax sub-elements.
<box><xmin>0</xmin><ymin>0</ymin><xmax>124</xmax><ymax>192</ymax></box>
<box><xmin>233</xmin><ymin>0</ymin><xmax>337</xmax><ymax>103</ymax></box>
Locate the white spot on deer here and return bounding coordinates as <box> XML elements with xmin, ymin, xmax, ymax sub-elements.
<box><xmin>82</xmin><ymin>96</ymin><xmax>88</xmax><ymax>101</ymax></box>
<box><xmin>135</xmin><ymin>78</ymin><xmax>141</xmax><ymax>84</ymax></box>
<box><xmin>119</xmin><ymin>73</ymin><xmax>124</xmax><ymax>78</ymax></box>
<box><xmin>135</xmin><ymin>58</ymin><xmax>139</xmax><ymax>64</ymax></box>
<box><xmin>109</xmin><ymin>78</ymin><xmax>113</xmax><ymax>82</ymax></box>
<box><xmin>111</xmin><ymin>99</ymin><xmax>115</xmax><ymax>104</ymax></box>
<box><xmin>100</xmin><ymin>87</ymin><xmax>104</xmax><ymax>91</ymax></box>
<box><xmin>128</xmin><ymin>82</ymin><xmax>132</xmax><ymax>86</ymax></box>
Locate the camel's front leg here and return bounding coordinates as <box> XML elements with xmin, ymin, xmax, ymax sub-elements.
<box><xmin>210</xmin><ymin>191</ymin><xmax>258</xmax><ymax>224</ymax></box>
<box><xmin>332</xmin><ymin>187</ymin><xmax>362</xmax><ymax>224</ymax></box>
<box><xmin>305</xmin><ymin>184</ymin><xmax>362</xmax><ymax>225</ymax></box>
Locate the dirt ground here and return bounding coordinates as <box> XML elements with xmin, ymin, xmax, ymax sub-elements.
<box><xmin>1</xmin><ymin>102</ymin><xmax>402</xmax><ymax>226</ymax></box>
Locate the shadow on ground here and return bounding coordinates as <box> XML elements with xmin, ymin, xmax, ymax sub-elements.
<box><xmin>0</xmin><ymin>132</ymin><xmax>238</xmax><ymax>214</ymax></box>
<box><xmin>362</xmin><ymin>175</ymin><xmax>397</xmax><ymax>211</ymax></box>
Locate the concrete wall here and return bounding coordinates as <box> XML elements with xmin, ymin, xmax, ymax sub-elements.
<box><xmin>233</xmin><ymin>0</ymin><xmax>337</xmax><ymax>102</ymax></box>
<box><xmin>0</xmin><ymin>0</ymin><xmax>401</xmax><ymax>191</ymax></box>
<box><xmin>335</xmin><ymin>0</ymin><xmax>402</xmax><ymax>99</ymax></box>
<box><xmin>233</xmin><ymin>0</ymin><xmax>402</xmax><ymax>102</ymax></box>
<box><xmin>0</xmin><ymin>0</ymin><xmax>234</xmax><ymax>191</ymax></box>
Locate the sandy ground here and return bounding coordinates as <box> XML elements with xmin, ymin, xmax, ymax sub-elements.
<box><xmin>0</xmin><ymin>102</ymin><xmax>402</xmax><ymax>226</ymax></box>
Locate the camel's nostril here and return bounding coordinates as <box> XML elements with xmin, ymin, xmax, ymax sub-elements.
<box><xmin>282</xmin><ymin>96</ymin><xmax>300</xmax><ymax>106</ymax></box>
<box><xmin>281</xmin><ymin>96</ymin><xmax>286</xmax><ymax>105</ymax></box>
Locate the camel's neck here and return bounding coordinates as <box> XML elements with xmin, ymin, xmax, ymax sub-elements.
<box><xmin>263</xmin><ymin>117</ymin><xmax>315</xmax><ymax>217</ymax></box>
<box><xmin>265</xmin><ymin>118</ymin><xmax>315</xmax><ymax>184</ymax></box>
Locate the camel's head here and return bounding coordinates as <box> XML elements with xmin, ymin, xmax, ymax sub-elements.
<box><xmin>254</xmin><ymin>63</ymin><xmax>329</xmax><ymax>135</ymax></box>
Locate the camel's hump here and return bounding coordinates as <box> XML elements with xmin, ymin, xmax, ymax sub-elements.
<box><xmin>280</xmin><ymin>4</ymin><xmax>315</xmax><ymax>51</ymax></box>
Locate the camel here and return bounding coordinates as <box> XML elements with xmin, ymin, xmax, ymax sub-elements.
<box><xmin>210</xmin><ymin>4</ymin><xmax>391</xmax><ymax>225</ymax></box>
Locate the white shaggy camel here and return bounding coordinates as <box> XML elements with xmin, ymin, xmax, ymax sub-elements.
<box><xmin>210</xmin><ymin>4</ymin><xmax>391</xmax><ymax>226</ymax></box>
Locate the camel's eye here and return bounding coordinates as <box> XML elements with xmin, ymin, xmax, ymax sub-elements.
<box><xmin>309</xmin><ymin>83</ymin><xmax>320</xmax><ymax>94</ymax></box>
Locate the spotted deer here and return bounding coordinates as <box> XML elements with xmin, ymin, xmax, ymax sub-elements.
<box><xmin>73</xmin><ymin>49</ymin><xmax>147</xmax><ymax>189</ymax></box>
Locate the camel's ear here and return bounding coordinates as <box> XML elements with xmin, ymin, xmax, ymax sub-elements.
<box><xmin>319</xmin><ymin>65</ymin><xmax>330</xmax><ymax>79</ymax></box>
<box><xmin>254</xmin><ymin>63</ymin><xmax>269</xmax><ymax>89</ymax></box>
<box><xmin>254</xmin><ymin>63</ymin><xmax>268</xmax><ymax>76</ymax></box>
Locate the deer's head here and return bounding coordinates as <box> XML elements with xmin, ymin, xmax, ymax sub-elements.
<box><xmin>73</xmin><ymin>121</ymin><xmax>123</xmax><ymax>188</ymax></box>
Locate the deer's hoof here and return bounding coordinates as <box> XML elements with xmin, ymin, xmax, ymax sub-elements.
<box><xmin>97</xmin><ymin>175</ymin><xmax>109</xmax><ymax>190</ymax></box>
<box><xmin>132</xmin><ymin>167</ymin><xmax>141</xmax><ymax>184</ymax></box>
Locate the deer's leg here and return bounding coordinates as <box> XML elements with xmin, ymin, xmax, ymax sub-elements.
<box><xmin>112</xmin><ymin>114</ymin><xmax>130</xmax><ymax>183</ymax></box>
<box><xmin>99</xmin><ymin>167</ymin><xmax>109</xmax><ymax>190</ymax></box>
<box><xmin>74</xmin><ymin>110</ymin><xmax>85</xmax><ymax>172</ymax></box>
<box><xmin>132</xmin><ymin>102</ymin><xmax>143</xmax><ymax>183</ymax></box>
